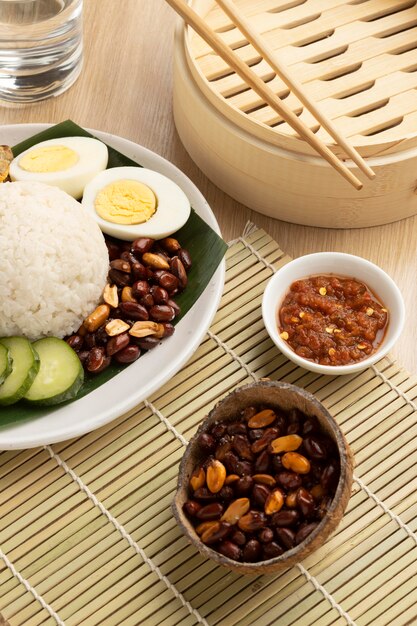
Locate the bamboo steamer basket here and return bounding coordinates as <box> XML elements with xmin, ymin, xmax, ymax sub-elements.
<box><xmin>173</xmin><ymin>0</ymin><xmax>417</xmax><ymax>228</ymax></box>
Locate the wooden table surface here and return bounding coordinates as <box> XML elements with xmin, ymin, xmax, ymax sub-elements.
<box><xmin>1</xmin><ymin>0</ymin><xmax>415</xmax><ymax>372</ymax></box>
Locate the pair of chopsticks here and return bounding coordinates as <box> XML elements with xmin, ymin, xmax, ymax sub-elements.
<box><xmin>165</xmin><ymin>0</ymin><xmax>376</xmax><ymax>190</ymax></box>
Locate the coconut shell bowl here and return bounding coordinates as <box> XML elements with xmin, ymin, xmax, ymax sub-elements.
<box><xmin>172</xmin><ymin>380</ymin><xmax>354</xmax><ymax>574</ymax></box>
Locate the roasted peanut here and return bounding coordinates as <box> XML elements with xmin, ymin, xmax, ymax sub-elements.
<box><xmin>276</xmin><ymin>471</ymin><xmax>302</xmax><ymax>491</ymax></box>
<box><xmin>196</xmin><ymin>503</ymin><xmax>224</xmax><ymax>520</ymax></box>
<box><xmin>258</xmin><ymin>527</ymin><xmax>274</xmax><ymax>543</ymax></box>
<box><xmin>206</xmin><ymin>460</ymin><xmax>226</xmax><ymax>493</ymax></box>
<box><xmin>221</xmin><ymin>498</ymin><xmax>250</xmax><ymax>524</ymax></box>
<box><xmin>296</xmin><ymin>487</ymin><xmax>315</xmax><ymax>517</ymax></box>
<box><xmin>149</xmin><ymin>304</ymin><xmax>175</xmax><ymax>322</ymax></box>
<box><xmin>105</xmin><ymin>319</ymin><xmax>130</xmax><ymax>336</ymax></box>
<box><xmin>160</xmin><ymin>237</ymin><xmax>181</xmax><ymax>253</ymax></box>
<box><xmin>110</xmin><ymin>259</ymin><xmax>131</xmax><ymax>273</ymax></box>
<box><xmin>106</xmin><ymin>332</ymin><xmax>130</xmax><ymax>356</ymax></box>
<box><xmin>251</xmin><ymin>427</ymin><xmax>280</xmax><ymax>454</ymax></box>
<box><xmin>132</xmin><ymin>280</ymin><xmax>150</xmax><ymax>299</ymax></box>
<box><xmin>66</xmin><ymin>334</ymin><xmax>83</xmax><ymax>352</ymax></box>
<box><xmin>275</xmin><ymin>527</ymin><xmax>295</xmax><ymax>549</ymax></box>
<box><xmin>224</xmin><ymin>474</ymin><xmax>240</xmax><ymax>485</ymax></box>
<box><xmin>201</xmin><ymin>521</ymin><xmax>231</xmax><ymax>545</ymax></box>
<box><xmin>103</xmin><ymin>283</ymin><xmax>119</xmax><ymax>308</ymax></box>
<box><xmin>218</xmin><ymin>540</ymin><xmax>241</xmax><ymax>561</ymax></box>
<box><xmin>262</xmin><ymin>542</ymin><xmax>284</xmax><ymax>559</ymax></box>
<box><xmin>252</xmin><ymin>484</ymin><xmax>270</xmax><ymax>508</ymax></box>
<box><xmin>269</xmin><ymin>434</ymin><xmax>303</xmax><ymax>454</ymax></box>
<box><xmin>253</xmin><ymin>474</ymin><xmax>276</xmax><ymax>487</ymax></box>
<box><xmin>108</xmin><ymin>268</ymin><xmax>130</xmax><ymax>287</ymax></box>
<box><xmin>190</xmin><ymin>467</ymin><xmax>206</xmax><ymax>492</ymax></box>
<box><xmin>170</xmin><ymin>256</ymin><xmax>188</xmax><ymax>290</ymax></box>
<box><xmin>119</xmin><ymin>301</ymin><xmax>149</xmax><ymax>321</ymax></box>
<box><xmin>311</xmin><ymin>484</ymin><xmax>324</xmax><ymax>500</ymax></box>
<box><xmin>131</xmin><ymin>237</ymin><xmax>154</xmax><ymax>256</ymax></box>
<box><xmin>232</xmin><ymin>434</ymin><xmax>253</xmax><ymax>461</ymax></box>
<box><xmin>178</xmin><ymin>247</ymin><xmax>192</xmax><ymax>271</ymax></box>
<box><xmin>113</xmin><ymin>345</ymin><xmax>140</xmax><ymax>364</ymax></box>
<box><xmin>129</xmin><ymin>321</ymin><xmax>160</xmax><ymax>338</ymax></box>
<box><xmin>238</xmin><ymin>511</ymin><xmax>266</xmax><ymax>532</ymax></box>
<box><xmin>197</xmin><ymin>433</ymin><xmax>216</xmax><ymax>453</ymax></box>
<box><xmin>264</xmin><ymin>489</ymin><xmax>284</xmax><ymax>515</ymax></box>
<box><xmin>242</xmin><ymin>538</ymin><xmax>261</xmax><ymax>562</ymax></box>
<box><xmin>121</xmin><ymin>286</ymin><xmax>137</xmax><ymax>303</ymax></box>
<box><xmin>271</xmin><ymin>509</ymin><xmax>299</xmax><ymax>527</ymax></box>
<box><xmin>248</xmin><ymin>409</ymin><xmax>276</xmax><ymax>429</ymax></box>
<box><xmin>195</xmin><ymin>521</ymin><xmax>217</xmax><ymax>536</ymax></box>
<box><xmin>84</xmin><ymin>304</ymin><xmax>110</xmax><ymax>332</ymax></box>
<box><xmin>295</xmin><ymin>523</ymin><xmax>318</xmax><ymax>545</ymax></box>
<box><xmin>183</xmin><ymin>500</ymin><xmax>201</xmax><ymax>517</ymax></box>
<box><xmin>282</xmin><ymin>452</ymin><xmax>311</xmax><ymax>474</ymax></box>
<box><xmin>142</xmin><ymin>252</ymin><xmax>170</xmax><ymax>270</ymax></box>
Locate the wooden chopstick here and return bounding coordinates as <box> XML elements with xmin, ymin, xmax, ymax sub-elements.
<box><xmin>216</xmin><ymin>0</ymin><xmax>375</xmax><ymax>181</ymax></box>
<box><xmin>165</xmin><ymin>0</ymin><xmax>364</xmax><ymax>190</ymax></box>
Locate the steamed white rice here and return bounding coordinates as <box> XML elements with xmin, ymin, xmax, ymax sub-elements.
<box><xmin>0</xmin><ymin>181</ymin><xmax>109</xmax><ymax>340</ymax></box>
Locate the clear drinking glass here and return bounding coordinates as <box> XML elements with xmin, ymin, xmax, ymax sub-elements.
<box><xmin>0</xmin><ymin>0</ymin><xmax>83</xmax><ymax>104</ymax></box>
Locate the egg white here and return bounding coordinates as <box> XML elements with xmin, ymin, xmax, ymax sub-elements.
<box><xmin>10</xmin><ymin>137</ymin><xmax>109</xmax><ymax>199</ymax></box>
<box><xmin>81</xmin><ymin>167</ymin><xmax>191</xmax><ymax>240</ymax></box>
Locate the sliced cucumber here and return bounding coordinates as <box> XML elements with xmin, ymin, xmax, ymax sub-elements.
<box><xmin>0</xmin><ymin>337</ymin><xmax>40</xmax><ymax>405</ymax></box>
<box><xmin>0</xmin><ymin>344</ymin><xmax>12</xmax><ymax>386</ymax></box>
<box><xmin>24</xmin><ymin>337</ymin><xmax>84</xmax><ymax>406</ymax></box>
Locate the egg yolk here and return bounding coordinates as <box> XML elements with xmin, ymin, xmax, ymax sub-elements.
<box><xmin>19</xmin><ymin>145</ymin><xmax>79</xmax><ymax>173</ymax></box>
<box><xmin>94</xmin><ymin>179</ymin><xmax>157</xmax><ymax>225</ymax></box>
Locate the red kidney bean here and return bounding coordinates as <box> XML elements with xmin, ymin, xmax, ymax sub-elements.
<box><xmin>66</xmin><ymin>334</ymin><xmax>83</xmax><ymax>351</ymax></box>
<box><xmin>262</xmin><ymin>541</ymin><xmax>284</xmax><ymax>559</ymax></box>
<box><xmin>254</xmin><ymin>449</ymin><xmax>270</xmax><ymax>474</ymax></box>
<box><xmin>132</xmin><ymin>280</ymin><xmax>149</xmax><ymax>299</ymax></box>
<box><xmin>295</xmin><ymin>522</ymin><xmax>318</xmax><ymax>545</ymax></box>
<box><xmin>242</xmin><ymin>539</ymin><xmax>261</xmax><ymax>562</ymax></box>
<box><xmin>149</xmin><ymin>304</ymin><xmax>175</xmax><ymax>322</ymax></box>
<box><xmin>196</xmin><ymin>503</ymin><xmax>224</xmax><ymax>520</ymax></box>
<box><xmin>178</xmin><ymin>248</ymin><xmax>192</xmax><ymax>271</ymax></box>
<box><xmin>232</xmin><ymin>434</ymin><xmax>253</xmax><ymax>461</ymax></box>
<box><xmin>131</xmin><ymin>237</ymin><xmax>154</xmax><ymax>257</ymax></box>
<box><xmin>271</xmin><ymin>509</ymin><xmax>299</xmax><ymax>527</ymax></box>
<box><xmin>113</xmin><ymin>345</ymin><xmax>140</xmax><ymax>364</ymax></box>
<box><xmin>252</xmin><ymin>484</ymin><xmax>270</xmax><ymax>508</ymax></box>
<box><xmin>106</xmin><ymin>332</ymin><xmax>130</xmax><ymax>356</ymax></box>
<box><xmin>276</xmin><ymin>471</ymin><xmax>302</xmax><ymax>491</ymax></box>
<box><xmin>119</xmin><ymin>301</ymin><xmax>149</xmax><ymax>321</ymax></box>
<box><xmin>297</xmin><ymin>487</ymin><xmax>315</xmax><ymax>517</ymax></box>
<box><xmin>258</xmin><ymin>527</ymin><xmax>274</xmax><ymax>543</ymax></box>
<box><xmin>275</xmin><ymin>527</ymin><xmax>296</xmax><ymax>549</ymax></box>
<box><xmin>218</xmin><ymin>540</ymin><xmax>241</xmax><ymax>561</ymax></box>
<box><xmin>183</xmin><ymin>500</ymin><xmax>201</xmax><ymax>517</ymax></box>
<box><xmin>108</xmin><ymin>268</ymin><xmax>131</xmax><ymax>287</ymax></box>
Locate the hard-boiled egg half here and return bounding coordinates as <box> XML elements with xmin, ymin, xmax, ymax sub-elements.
<box><xmin>10</xmin><ymin>137</ymin><xmax>108</xmax><ymax>199</ymax></box>
<box><xmin>82</xmin><ymin>166</ymin><xmax>191</xmax><ymax>240</ymax></box>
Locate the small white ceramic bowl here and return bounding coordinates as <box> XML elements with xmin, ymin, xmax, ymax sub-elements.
<box><xmin>262</xmin><ymin>252</ymin><xmax>405</xmax><ymax>375</ymax></box>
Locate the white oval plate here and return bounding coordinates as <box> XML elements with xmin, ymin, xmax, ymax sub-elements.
<box><xmin>0</xmin><ymin>124</ymin><xmax>225</xmax><ymax>449</ymax></box>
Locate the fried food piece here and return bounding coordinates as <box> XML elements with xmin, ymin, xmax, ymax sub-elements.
<box><xmin>0</xmin><ymin>145</ymin><xmax>13</xmax><ymax>183</ymax></box>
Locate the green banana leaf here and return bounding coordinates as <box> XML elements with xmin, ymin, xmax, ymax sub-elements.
<box><xmin>0</xmin><ymin>120</ymin><xmax>227</xmax><ymax>424</ymax></box>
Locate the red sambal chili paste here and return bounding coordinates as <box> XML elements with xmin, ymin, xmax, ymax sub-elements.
<box><xmin>278</xmin><ymin>275</ymin><xmax>388</xmax><ymax>366</ymax></box>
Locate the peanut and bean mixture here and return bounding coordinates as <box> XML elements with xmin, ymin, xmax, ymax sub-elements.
<box><xmin>279</xmin><ymin>275</ymin><xmax>388</xmax><ymax>366</ymax></box>
<box><xmin>184</xmin><ymin>406</ymin><xmax>340</xmax><ymax>563</ymax></box>
<box><xmin>65</xmin><ymin>236</ymin><xmax>191</xmax><ymax>374</ymax></box>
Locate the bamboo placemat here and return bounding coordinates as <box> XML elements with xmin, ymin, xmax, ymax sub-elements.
<box><xmin>1</xmin><ymin>225</ymin><xmax>417</xmax><ymax>626</ymax></box>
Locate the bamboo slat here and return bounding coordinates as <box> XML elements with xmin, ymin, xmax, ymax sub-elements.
<box><xmin>1</xmin><ymin>226</ymin><xmax>417</xmax><ymax>625</ymax></box>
